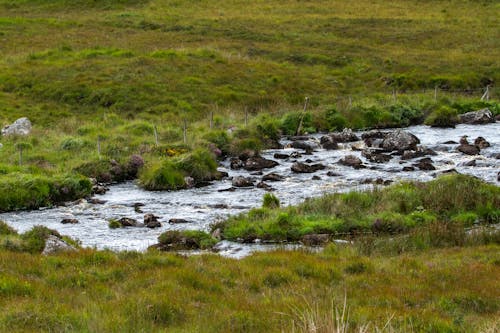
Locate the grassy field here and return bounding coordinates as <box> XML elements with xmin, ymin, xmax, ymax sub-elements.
<box><xmin>0</xmin><ymin>239</ymin><xmax>499</xmax><ymax>332</ymax></box>
<box><xmin>0</xmin><ymin>3</ymin><xmax>499</xmax><ymax>329</ymax></box>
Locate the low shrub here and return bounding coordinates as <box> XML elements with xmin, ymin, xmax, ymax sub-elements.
<box><xmin>139</xmin><ymin>159</ymin><xmax>186</xmax><ymax>191</ymax></box>
<box><xmin>21</xmin><ymin>225</ymin><xmax>61</xmax><ymax>253</ymax></box>
<box><xmin>424</xmin><ymin>105</ymin><xmax>459</xmax><ymax>127</ymax></box>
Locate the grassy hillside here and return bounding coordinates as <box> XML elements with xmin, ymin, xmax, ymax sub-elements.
<box><xmin>0</xmin><ymin>0</ymin><xmax>498</xmax><ymax>119</ymax></box>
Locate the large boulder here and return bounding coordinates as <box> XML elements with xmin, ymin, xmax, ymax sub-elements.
<box><xmin>361</xmin><ymin>149</ymin><xmax>392</xmax><ymax>163</ymax></box>
<box><xmin>330</xmin><ymin>128</ymin><xmax>359</xmax><ymax>143</ymax></box>
<box><xmin>119</xmin><ymin>217</ymin><xmax>140</xmax><ymax>227</ymax></box>
<box><xmin>291</xmin><ymin>162</ymin><xmax>325</xmax><ymax>173</ymax></box>
<box><xmin>339</xmin><ymin>155</ymin><xmax>364</xmax><ymax>169</ymax></box>
<box><xmin>144</xmin><ymin>213</ymin><xmax>161</xmax><ymax>228</ymax></box>
<box><xmin>1</xmin><ymin>117</ymin><xmax>32</xmax><ymax>136</ymax></box>
<box><xmin>457</xmin><ymin>144</ymin><xmax>480</xmax><ymax>155</ymax></box>
<box><xmin>42</xmin><ymin>235</ymin><xmax>76</xmax><ymax>255</ymax></box>
<box><xmin>414</xmin><ymin>158</ymin><xmax>436</xmax><ymax>171</ymax></box>
<box><xmin>244</xmin><ymin>156</ymin><xmax>279</xmax><ymax>171</ymax></box>
<box><xmin>232</xmin><ymin>176</ymin><xmax>254</xmax><ymax>187</ymax></box>
<box><xmin>459</xmin><ymin>108</ymin><xmax>495</xmax><ymax>125</ymax></box>
<box><xmin>320</xmin><ymin>135</ymin><xmax>339</xmax><ymax>150</ymax></box>
<box><xmin>381</xmin><ymin>129</ymin><xmax>420</xmax><ymax>152</ymax></box>
<box><xmin>474</xmin><ymin>137</ymin><xmax>490</xmax><ymax>149</ymax></box>
<box><xmin>291</xmin><ymin>140</ymin><xmax>318</xmax><ymax>151</ymax></box>
<box><xmin>262</xmin><ymin>172</ymin><xmax>284</xmax><ymax>182</ymax></box>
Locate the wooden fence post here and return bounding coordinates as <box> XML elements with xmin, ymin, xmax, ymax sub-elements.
<box><xmin>97</xmin><ymin>136</ymin><xmax>101</xmax><ymax>159</ymax></box>
<box><xmin>153</xmin><ymin>125</ymin><xmax>159</xmax><ymax>146</ymax></box>
<box><xmin>183</xmin><ymin>119</ymin><xmax>187</xmax><ymax>144</ymax></box>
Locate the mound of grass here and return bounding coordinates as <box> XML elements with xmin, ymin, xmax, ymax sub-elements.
<box><xmin>139</xmin><ymin>148</ymin><xmax>218</xmax><ymax>191</ymax></box>
<box><xmin>0</xmin><ymin>173</ymin><xmax>92</xmax><ymax>212</ymax></box>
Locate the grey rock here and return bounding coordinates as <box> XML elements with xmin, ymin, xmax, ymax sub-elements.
<box><xmin>232</xmin><ymin>176</ymin><xmax>254</xmax><ymax>187</ymax></box>
<box><xmin>244</xmin><ymin>156</ymin><xmax>279</xmax><ymax>171</ymax></box>
<box><xmin>42</xmin><ymin>235</ymin><xmax>76</xmax><ymax>255</ymax></box>
<box><xmin>459</xmin><ymin>108</ymin><xmax>495</xmax><ymax>125</ymax></box>
<box><xmin>291</xmin><ymin>162</ymin><xmax>326</xmax><ymax>173</ymax></box>
<box><xmin>381</xmin><ymin>129</ymin><xmax>420</xmax><ymax>152</ymax></box>
<box><xmin>61</xmin><ymin>218</ymin><xmax>79</xmax><ymax>224</ymax></box>
<box><xmin>414</xmin><ymin>158</ymin><xmax>435</xmax><ymax>171</ymax></box>
<box><xmin>144</xmin><ymin>213</ymin><xmax>161</xmax><ymax>228</ymax></box>
<box><xmin>457</xmin><ymin>144</ymin><xmax>480</xmax><ymax>155</ymax></box>
<box><xmin>339</xmin><ymin>155</ymin><xmax>364</xmax><ymax>169</ymax></box>
<box><xmin>169</xmin><ymin>218</ymin><xmax>190</xmax><ymax>224</ymax></box>
<box><xmin>262</xmin><ymin>173</ymin><xmax>284</xmax><ymax>182</ymax></box>
<box><xmin>474</xmin><ymin>137</ymin><xmax>490</xmax><ymax>149</ymax></box>
<box><xmin>1</xmin><ymin>117</ymin><xmax>32</xmax><ymax>136</ymax></box>
<box><xmin>320</xmin><ymin>135</ymin><xmax>339</xmax><ymax>150</ymax></box>
<box><xmin>330</xmin><ymin>128</ymin><xmax>359</xmax><ymax>142</ymax></box>
<box><xmin>362</xmin><ymin>149</ymin><xmax>392</xmax><ymax>163</ymax></box>
<box><xmin>119</xmin><ymin>217</ymin><xmax>139</xmax><ymax>227</ymax></box>
<box><xmin>273</xmin><ymin>153</ymin><xmax>289</xmax><ymax>159</ymax></box>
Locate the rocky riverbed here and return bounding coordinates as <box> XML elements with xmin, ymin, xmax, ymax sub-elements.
<box><xmin>1</xmin><ymin>123</ymin><xmax>499</xmax><ymax>257</ymax></box>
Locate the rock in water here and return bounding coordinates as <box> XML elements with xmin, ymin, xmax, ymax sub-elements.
<box><xmin>381</xmin><ymin>129</ymin><xmax>420</xmax><ymax>152</ymax></box>
<box><xmin>262</xmin><ymin>173</ymin><xmax>284</xmax><ymax>182</ymax></box>
<box><xmin>144</xmin><ymin>213</ymin><xmax>161</xmax><ymax>228</ymax></box>
<box><xmin>1</xmin><ymin>117</ymin><xmax>32</xmax><ymax>136</ymax></box>
<box><xmin>457</xmin><ymin>144</ymin><xmax>480</xmax><ymax>155</ymax></box>
<box><xmin>42</xmin><ymin>235</ymin><xmax>76</xmax><ymax>255</ymax></box>
<box><xmin>330</xmin><ymin>128</ymin><xmax>359</xmax><ymax>142</ymax></box>
<box><xmin>474</xmin><ymin>137</ymin><xmax>490</xmax><ymax>149</ymax></box>
<box><xmin>339</xmin><ymin>155</ymin><xmax>364</xmax><ymax>169</ymax></box>
<box><xmin>232</xmin><ymin>176</ymin><xmax>254</xmax><ymax>187</ymax></box>
<box><xmin>459</xmin><ymin>108</ymin><xmax>495</xmax><ymax>125</ymax></box>
<box><xmin>415</xmin><ymin>158</ymin><xmax>436</xmax><ymax>171</ymax></box>
<box><xmin>119</xmin><ymin>217</ymin><xmax>139</xmax><ymax>227</ymax></box>
<box><xmin>291</xmin><ymin>162</ymin><xmax>325</xmax><ymax>173</ymax></box>
<box><xmin>320</xmin><ymin>135</ymin><xmax>339</xmax><ymax>150</ymax></box>
<box><xmin>61</xmin><ymin>218</ymin><xmax>79</xmax><ymax>224</ymax></box>
<box><xmin>244</xmin><ymin>156</ymin><xmax>279</xmax><ymax>171</ymax></box>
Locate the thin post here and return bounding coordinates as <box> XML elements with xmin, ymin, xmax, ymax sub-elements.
<box><xmin>348</xmin><ymin>96</ymin><xmax>352</xmax><ymax>109</ymax></box>
<box><xmin>97</xmin><ymin>136</ymin><xmax>101</xmax><ymax>159</ymax></box>
<box><xmin>296</xmin><ymin>97</ymin><xmax>309</xmax><ymax>136</ymax></box>
<box><xmin>183</xmin><ymin>119</ymin><xmax>187</xmax><ymax>144</ymax></box>
<box><xmin>481</xmin><ymin>85</ymin><xmax>489</xmax><ymax>101</ymax></box>
<box><xmin>153</xmin><ymin>125</ymin><xmax>159</xmax><ymax>146</ymax></box>
<box><xmin>392</xmin><ymin>88</ymin><xmax>397</xmax><ymax>102</ymax></box>
<box><xmin>434</xmin><ymin>85</ymin><xmax>438</xmax><ymax>101</ymax></box>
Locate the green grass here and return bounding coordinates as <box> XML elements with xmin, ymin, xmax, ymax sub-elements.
<box><xmin>217</xmin><ymin>174</ymin><xmax>500</xmax><ymax>242</ymax></box>
<box><xmin>0</xmin><ymin>241</ymin><xmax>498</xmax><ymax>332</ymax></box>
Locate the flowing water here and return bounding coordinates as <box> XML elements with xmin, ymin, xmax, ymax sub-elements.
<box><xmin>1</xmin><ymin>123</ymin><xmax>499</xmax><ymax>257</ymax></box>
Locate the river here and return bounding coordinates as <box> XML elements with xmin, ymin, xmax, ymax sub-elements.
<box><xmin>1</xmin><ymin>123</ymin><xmax>498</xmax><ymax>257</ymax></box>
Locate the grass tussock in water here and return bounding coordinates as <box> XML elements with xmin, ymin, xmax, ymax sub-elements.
<box><xmin>217</xmin><ymin>174</ymin><xmax>500</xmax><ymax>242</ymax></box>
